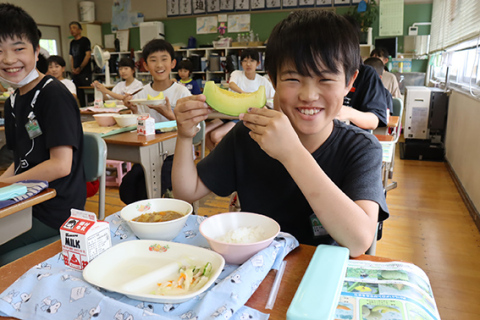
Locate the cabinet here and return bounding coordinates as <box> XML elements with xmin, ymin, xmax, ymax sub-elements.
<box><xmin>81</xmin><ymin>23</ymin><xmax>103</xmax><ymax>49</ymax></box>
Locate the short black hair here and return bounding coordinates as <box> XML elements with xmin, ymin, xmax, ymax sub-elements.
<box><xmin>69</xmin><ymin>21</ymin><xmax>83</xmax><ymax>30</ymax></box>
<box><xmin>118</xmin><ymin>57</ymin><xmax>135</xmax><ymax>70</ymax></box>
<box><xmin>47</xmin><ymin>55</ymin><xmax>66</xmax><ymax>67</ymax></box>
<box><xmin>142</xmin><ymin>39</ymin><xmax>175</xmax><ymax>62</ymax></box>
<box><xmin>0</xmin><ymin>3</ymin><xmax>39</xmax><ymax>50</ymax></box>
<box><xmin>370</xmin><ymin>47</ymin><xmax>389</xmax><ymax>59</ymax></box>
<box><xmin>265</xmin><ymin>10</ymin><xmax>361</xmax><ymax>87</ymax></box>
<box><xmin>364</xmin><ymin>57</ymin><xmax>384</xmax><ymax>76</ymax></box>
<box><xmin>241</xmin><ymin>48</ymin><xmax>259</xmax><ymax>62</ymax></box>
<box><xmin>178</xmin><ymin>59</ymin><xmax>193</xmax><ymax>73</ymax></box>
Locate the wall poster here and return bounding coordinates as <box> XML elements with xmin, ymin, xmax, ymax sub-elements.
<box><xmin>251</xmin><ymin>0</ymin><xmax>266</xmax><ymax>10</ymax></box>
<box><xmin>207</xmin><ymin>0</ymin><xmax>220</xmax><ymax>12</ymax></box>
<box><xmin>220</xmin><ymin>0</ymin><xmax>234</xmax><ymax>11</ymax></box>
<box><xmin>299</xmin><ymin>0</ymin><xmax>315</xmax><ymax>7</ymax></box>
<box><xmin>228</xmin><ymin>14</ymin><xmax>251</xmax><ymax>32</ymax></box>
<box><xmin>193</xmin><ymin>0</ymin><xmax>206</xmax><ymax>14</ymax></box>
<box><xmin>282</xmin><ymin>0</ymin><xmax>298</xmax><ymax>8</ymax></box>
<box><xmin>167</xmin><ymin>0</ymin><xmax>179</xmax><ymax>16</ymax></box>
<box><xmin>179</xmin><ymin>0</ymin><xmax>192</xmax><ymax>15</ymax></box>
<box><xmin>266</xmin><ymin>0</ymin><xmax>281</xmax><ymax>9</ymax></box>
<box><xmin>316</xmin><ymin>0</ymin><xmax>332</xmax><ymax>7</ymax></box>
<box><xmin>235</xmin><ymin>0</ymin><xmax>250</xmax><ymax>11</ymax></box>
<box><xmin>196</xmin><ymin>16</ymin><xmax>218</xmax><ymax>34</ymax></box>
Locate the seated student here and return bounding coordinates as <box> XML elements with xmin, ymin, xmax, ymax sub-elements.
<box><xmin>119</xmin><ymin>39</ymin><xmax>191</xmax><ymax>204</ymax></box>
<box><xmin>0</xmin><ymin>4</ymin><xmax>86</xmax><ymax>264</ymax></box>
<box><xmin>370</xmin><ymin>47</ymin><xmax>402</xmax><ymax>99</ymax></box>
<box><xmin>91</xmin><ymin>57</ymin><xmax>143</xmax><ymax>101</ymax></box>
<box><xmin>205</xmin><ymin>48</ymin><xmax>275</xmax><ymax>150</ymax></box>
<box><xmin>172</xmin><ymin>10</ymin><xmax>389</xmax><ymax>257</ymax></box>
<box><xmin>47</xmin><ymin>55</ymin><xmax>77</xmax><ymax>99</ymax></box>
<box><xmin>177</xmin><ymin>59</ymin><xmax>201</xmax><ymax>95</ymax></box>
<box><xmin>363</xmin><ymin>57</ymin><xmax>393</xmax><ymax>114</ymax></box>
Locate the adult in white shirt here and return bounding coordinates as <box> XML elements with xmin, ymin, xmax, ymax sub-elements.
<box><xmin>206</xmin><ymin>48</ymin><xmax>275</xmax><ymax>150</ymax></box>
<box><xmin>92</xmin><ymin>57</ymin><xmax>143</xmax><ymax>101</ymax></box>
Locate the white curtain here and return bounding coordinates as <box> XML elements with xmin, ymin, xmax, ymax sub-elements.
<box><xmin>430</xmin><ymin>0</ymin><xmax>480</xmax><ymax>52</ymax></box>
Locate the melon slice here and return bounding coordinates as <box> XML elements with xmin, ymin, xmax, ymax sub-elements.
<box><xmin>203</xmin><ymin>81</ymin><xmax>266</xmax><ymax>116</ymax></box>
<box><xmin>147</xmin><ymin>92</ymin><xmax>165</xmax><ymax>100</ymax></box>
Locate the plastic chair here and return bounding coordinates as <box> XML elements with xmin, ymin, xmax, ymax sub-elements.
<box><xmin>105</xmin><ymin>160</ymin><xmax>132</xmax><ymax>187</ymax></box>
<box><xmin>192</xmin><ymin>120</ymin><xmax>206</xmax><ymax>160</ymax></box>
<box><xmin>83</xmin><ymin>132</ymin><xmax>107</xmax><ymax>220</ymax></box>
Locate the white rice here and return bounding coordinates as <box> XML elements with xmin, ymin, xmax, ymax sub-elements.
<box><xmin>217</xmin><ymin>226</ymin><xmax>266</xmax><ymax>244</ymax></box>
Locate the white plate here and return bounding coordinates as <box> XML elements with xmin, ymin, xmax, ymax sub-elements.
<box><xmin>83</xmin><ymin>240</ymin><xmax>225</xmax><ymax>303</ymax></box>
<box><xmin>130</xmin><ymin>99</ymin><xmax>166</xmax><ymax>106</ymax></box>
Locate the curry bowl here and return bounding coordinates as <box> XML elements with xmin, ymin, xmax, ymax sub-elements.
<box><xmin>120</xmin><ymin>198</ymin><xmax>193</xmax><ymax>240</ymax></box>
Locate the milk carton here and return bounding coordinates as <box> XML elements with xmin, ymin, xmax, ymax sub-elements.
<box><xmin>60</xmin><ymin>209</ymin><xmax>112</xmax><ymax>270</ymax></box>
<box><xmin>137</xmin><ymin>114</ymin><xmax>155</xmax><ymax>136</ymax></box>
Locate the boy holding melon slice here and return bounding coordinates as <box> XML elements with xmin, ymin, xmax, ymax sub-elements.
<box><xmin>172</xmin><ymin>10</ymin><xmax>388</xmax><ymax>257</ymax></box>
<box><xmin>123</xmin><ymin>39</ymin><xmax>191</xmax><ymax>122</ymax></box>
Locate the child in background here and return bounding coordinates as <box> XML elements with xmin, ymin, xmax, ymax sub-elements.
<box><xmin>91</xmin><ymin>57</ymin><xmax>143</xmax><ymax>101</ymax></box>
<box><xmin>363</xmin><ymin>57</ymin><xmax>393</xmax><ymax>115</ymax></box>
<box><xmin>177</xmin><ymin>59</ymin><xmax>201</xmax><ymax>95</ymax></box>
<box><xmin>172</xmin><ymin>10</ymin><xmax>388</xmax><ymax>257</ymax></box>
<box><xmin>47</xmin><ymin>55</ymin><xmax>77</xmax><ymax>99</ymax></box>
<box><xmin>0</xmin><ymin>3</ymin><xmax>86</xmax><ymax>264</ymax></box>
<box><xmin>205</xmin><ymin>48</ymin><xmax>275</xmax><ymax>150</ymax></box>
<box><xmin>120</xmin><ymin>39</ymin><xmax>191</xmax><ymax>204</ymax></box>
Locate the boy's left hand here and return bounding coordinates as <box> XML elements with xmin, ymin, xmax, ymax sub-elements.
<box><xmin>147</xmin><ymin>97</ymin><xmax>175</xmax><ymax>120</ymax></box>
<box><xmin>240</xmin><ymin>108</ymin><xmax>301</xmax><ymax>162</ymax></box>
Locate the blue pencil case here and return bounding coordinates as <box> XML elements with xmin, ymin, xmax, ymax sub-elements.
<box><xmin>287</xmin><ymin>245</ymin><xmax>350</xmax><ymax>320</ymax></box>
<box><xmin>0</xmin><ymin>184</ymin><xmax>28</xmax><ymax>201</ymax></box>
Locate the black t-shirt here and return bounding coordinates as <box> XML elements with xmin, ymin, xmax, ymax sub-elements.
<box><xmin>344</xmin><ymin>64</ymin><xmax>388</xmax><ymax>128</ymax></box>
<box><xmin>197</xmin><ymin>120</ymin><xmax>389</xmax><ymax>246</ymax></box>
<box><xmin>69</xmin><ymin>37</ymin><xmax>92</xmax><ymax>75</ymax></box>
<box><xmin>5</xmin><ymin>76</ymin><xmax>86</xmax><ymax>229</ymax></box>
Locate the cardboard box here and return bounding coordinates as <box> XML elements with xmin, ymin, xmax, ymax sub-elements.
<box><xmin>137</xmin><ymin>114</ymin><xmax>155</xmax><ymax>136</ymax></box>
<box><xmin>60</xmin><ymin>209</ymin><xmax>111</xmax><ymax>270</ymax></box>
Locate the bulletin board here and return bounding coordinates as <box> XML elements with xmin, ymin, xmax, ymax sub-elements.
<box><xmin>379</xmin><ymin>0</ymin><xmax>404</xmax><ymax>36</ymax></box>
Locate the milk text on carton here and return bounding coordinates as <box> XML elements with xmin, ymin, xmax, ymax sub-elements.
<box><xmin>137</xmin><ymin>114</ymin><xmax>155</xmax><ymax>136</ymax></box>
<box><xmin>60</xmin><ymin>209</ymin><xmax>112</xmax><ymax>270</ymax></box>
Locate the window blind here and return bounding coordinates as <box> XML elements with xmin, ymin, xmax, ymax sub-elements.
<box><xmin>430</xmin><ymin>0</ymin><xmax>480</xmax><ymax>53</ymax></box>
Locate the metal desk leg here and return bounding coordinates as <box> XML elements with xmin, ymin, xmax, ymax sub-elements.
<box><xmin>139</xmin><ymin>143</ymin><xmax>163</xmax><ymax>199</ymax></box>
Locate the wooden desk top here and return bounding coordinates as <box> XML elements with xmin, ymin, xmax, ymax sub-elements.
<box><xmin>374</xmin><ymin>134</ymin><xmax>395</xmax><ymax>142</ymax></box>
<box><xmin>0</xmin><ymin>185</ymin><xmax>56</xmax><ymax>219</ymax></box>
<box><xmin>0</xmin><ymin>241</ymin><xmax>393</xmax><ymax>319</ymax></box>
<box><xmin>387</xmin><ymin>116</ymin><xmax>400</xmax><ymax>128</ymax></box>
<box><xmin>103</xmin><ymin>130</ymin><xmax>177</xmax><ymax>147</ymax></box>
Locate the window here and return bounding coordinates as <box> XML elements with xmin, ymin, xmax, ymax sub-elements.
<box><xmin>39</xmin><ymin>39</ymin><xmax>57</xmax><ymax>55</ymax></box>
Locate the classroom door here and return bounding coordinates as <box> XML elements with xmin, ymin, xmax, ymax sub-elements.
<box><xmin>38</xmin><ymin>25</ymin><xmax>62</xmax><ymax>55</ymax></box>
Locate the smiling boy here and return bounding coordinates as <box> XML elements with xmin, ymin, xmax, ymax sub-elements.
<box><xmin>0</xmin><ymin>4</ymin><xmax>86</xmax><ymax>263</ymax></box>
<box><xmin>172</xmin><ymin>10</ymin><xmax>388</xmax><ymax>257</ymax></box>
<box><xmin>124</xmin><ymin>39</ymin><xmax>191</xmax><ymax>122</ymax></box>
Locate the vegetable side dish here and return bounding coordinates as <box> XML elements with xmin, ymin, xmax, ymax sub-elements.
<box><xmin>153</xmin><ymin>262</ymin><xmax>213</xmax><ymax>295</ymax></box>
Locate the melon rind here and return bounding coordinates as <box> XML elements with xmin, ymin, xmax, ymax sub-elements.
<box><xmin>203</xmin><ymin>81</ymin><xmax>266</xmax><ymax>116</ymax></box>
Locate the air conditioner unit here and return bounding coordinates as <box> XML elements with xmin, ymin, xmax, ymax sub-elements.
<box><xmin>139</xmin><ymin>22</ymin><xmax>165</xmax><ymax>49</ymax></box>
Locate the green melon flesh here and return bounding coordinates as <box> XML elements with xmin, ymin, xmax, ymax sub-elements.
<box><xmin>203</xmin><ymin>81</ymin><xmax>266</xmax><ymax>116</ymax></box>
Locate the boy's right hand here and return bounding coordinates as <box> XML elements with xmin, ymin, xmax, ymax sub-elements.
<box><xmin>123</xmin><ymin>93</ymin><xmax>138</xmax><ymax>114</ymax></box>
<box><xmin>174</xmin><ymin>94</ymin><xmax>212</xmax><ymax>139</ymax></box>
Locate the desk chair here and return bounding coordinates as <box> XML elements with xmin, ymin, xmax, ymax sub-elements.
<box><xmin>83</xmin><ymin>132</ymin><xmax>107</xmax><ymax>220</ymax></box>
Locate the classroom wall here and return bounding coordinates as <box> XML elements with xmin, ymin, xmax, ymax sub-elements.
<box><xmin>444</xmin><ymin>92</ymin><xmax>480</xmax><ymax>217</ymax></box>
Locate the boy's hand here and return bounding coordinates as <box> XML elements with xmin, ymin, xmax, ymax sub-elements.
<box><xmin>123</xmin><ymin>94</ymin><xmax>138</xmax><ymax>114</ymax></box>
<box><xmin>174</xmin><ymin>95</ymin><xmax>211</xmax><ymax>139</ymax></box>
<box><xmin>147</xmin><ymin>97</ymin><xmax>174</xmax><ymax>120</ymax></box>
<box><xmin>240</xmin><ymin>107</ymin><xmax>301</xmax><ymax>162</ymax></box>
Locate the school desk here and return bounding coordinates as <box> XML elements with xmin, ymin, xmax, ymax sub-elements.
<box><xmin>0</xmin><ymin>240</ymin><xmax>394</xmax><ymax>320</ymax></box>
<box><xmin>102</xmin><ymin>130</ymin><xmax>177</xmax><ymax>199</ymax></box>
<box><xmin>0</xmin><ymin>184</ymin><xmax>56</xmax><ymax>245</ymax></box>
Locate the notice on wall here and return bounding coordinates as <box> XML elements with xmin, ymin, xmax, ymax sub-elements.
<box><xmin>379</xmin><ymin>0</ymin><xmax>404</xmax><ymax>36</ymax></box>
<box><xmin>228</xmin><ymin>14</ymin><xmax>250</xmax><ymax>33</ymax></box>
<box><xmin>196</xmin><ymin>16</ymin><xmax>218</xmax><ymax>34</ymax></box>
